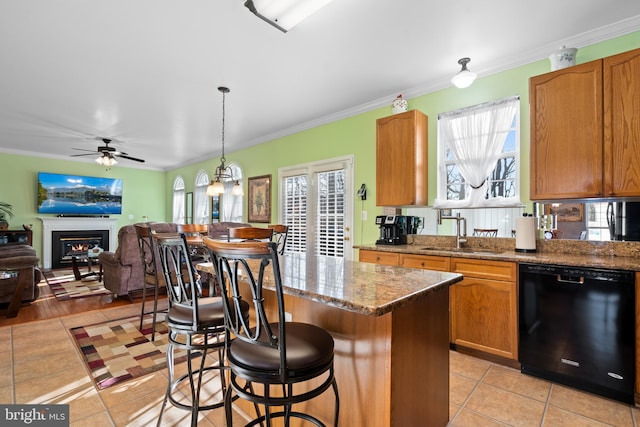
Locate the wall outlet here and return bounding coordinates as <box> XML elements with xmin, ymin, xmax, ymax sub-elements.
<box><xmin>361</xmin><ymin>211</ymin><xmax>367</xmax><ymax>221</ymax></box>
<box><xmin>128</xmin><ymin>214</ymin><xmax>134</xmax><ymax>220</ymax></box>
<box><xmin>284</xmin><ymin>312</ymin><xmax>292</xmax><ymax>322</ymax></box>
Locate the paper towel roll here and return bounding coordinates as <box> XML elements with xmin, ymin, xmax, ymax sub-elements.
<box><xmin>515</xmin><ymin>216</ymin><xmax>537</xmax><ymax>252</ymax></box>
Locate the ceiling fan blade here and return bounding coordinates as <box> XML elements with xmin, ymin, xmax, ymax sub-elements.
<box><xmin>70</xmin><ymin>153</ymin><xmax>98</xmax><ymax>157</ymax></box>
<box><xmin>117</xmin><ymin>154</ymin><xmax>145</xmax><ymax>163</ymax></box>
<box><xmin>72</xmin><ymin>147</ymin><xmax>99</xmax><ymax>153</ymax></box>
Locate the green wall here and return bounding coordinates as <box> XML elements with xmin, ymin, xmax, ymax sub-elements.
<box><xmin>171</xmin><ymin>31</ymin><xmax>640</xmax><ymax>247</ymax></box>
<box><xmin>0</xmin><ymin>153</ymin><xmax>165</xmax><ymax>256</ymax></box>
<box><xmin>1</xmin><ymin>30</ymin><xmax>638</xmax><ymax>260</ymax></box>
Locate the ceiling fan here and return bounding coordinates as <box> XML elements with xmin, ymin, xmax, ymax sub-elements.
<box><xmin>71</xmin><ymin>137</ymin><xmax>145</xmax><ymax>165</ymax></box>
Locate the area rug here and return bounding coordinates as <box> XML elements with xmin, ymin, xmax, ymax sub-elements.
<box><xmin>43</xmin><ymin>269</ymin><xmax>112</xmax><ymax>301</ymax></box>
<box><xmin>70</xmin><ymin>315</ymin><xmax>189</xmax><ymax>390</ymax></box>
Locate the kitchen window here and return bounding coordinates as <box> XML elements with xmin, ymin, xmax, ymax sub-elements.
<box><xmin>435</xmin><ymin>96</ymin><xmax>521</xmax><ymax>208</ymax></box>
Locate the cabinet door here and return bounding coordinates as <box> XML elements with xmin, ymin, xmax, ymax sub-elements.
<box><xmin>450</xmin><ymin>258</ymin><xmax>517</xmax><ymax>360</ymax></box>
<box><xmin>358</xmin><ymin>249</ymin><xmax>399</xmax><ymax>266</ymax></box>
<box><xmin>604</xmin><ymin>48</ymin><xmax>640</xmax><ymax>197</ymax></box>
<box><xmin>376</xmin><ymin>110</ymin><xmax>428</xmax><ymax>206</ymax></box>
<box><xmin>529</xmin><ymin>60</ymin><xmax>603</xmax><ymax>199</ymax></box>
<box><xmin>450</xmin><ymin>276</ymin><xmax>518</xmax><ymax>360</ymax></box>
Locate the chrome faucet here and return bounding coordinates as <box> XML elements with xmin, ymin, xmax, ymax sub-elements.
<box><xmin>437</xmin><ymin>210</ymin><xmax>467</xmax><ymax>249</ymax></box>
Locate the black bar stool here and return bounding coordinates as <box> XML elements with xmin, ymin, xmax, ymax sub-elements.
<box><xmin>205</xmin><ymin>238</ymin><xmax>340</xmax><ymax>427</ymax></box>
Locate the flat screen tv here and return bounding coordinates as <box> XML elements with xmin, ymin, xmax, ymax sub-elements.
<box><xmin>37</xmin><ymin>172</ymin><xmax>123</xmax><ymax>215</ymax></box>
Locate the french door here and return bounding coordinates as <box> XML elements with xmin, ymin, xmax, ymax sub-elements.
<box><xmin>279</xmin><ymin>156</ymin><xmax>354</xmax><ymax>260</ymax></box>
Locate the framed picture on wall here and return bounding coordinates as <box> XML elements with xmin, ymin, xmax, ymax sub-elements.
<box><xmin>545</xmin><ymin>203</ymin><xmax>583</xmax><ymax>222</ymax></box>
<box><xmin>248</xmin><ymin>175</ymin><xmax>271</xmax><ymax>223</ymax></box>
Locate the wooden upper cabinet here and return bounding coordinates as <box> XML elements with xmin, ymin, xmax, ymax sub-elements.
<box><xmin>376</xmin><ymin>110</ymin><xmax>428</xmax><ymax>206</ymax></box>
<box><xmin>603</xmin><ymin>48</ymin><xmax>640</xmax><ymax>197</ymax></box>
<box><xmin>529</xmin><ymin>60</ymin><xmax>603</xmax><ymax>200</ymax></box>
<box><xmin>530</xmin><ymin>47</ymin><xmax>640</xmax><ymax>200</ymax></box>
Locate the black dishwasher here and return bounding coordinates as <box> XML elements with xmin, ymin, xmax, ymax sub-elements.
<box><xmin>519</xmin><ymin>263</ymin><xmax>635</xmax><ymax>403</ymax></box>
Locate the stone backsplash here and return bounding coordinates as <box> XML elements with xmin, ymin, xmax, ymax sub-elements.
<box><xmin>409</xmin><ymin>235</ymin><xmax>640</xmax><ymax>258</ymax></box>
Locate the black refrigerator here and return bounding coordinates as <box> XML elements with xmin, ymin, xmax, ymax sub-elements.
<box><xmin>607</xmin><ymin>202</ymin><xmax>640</xmax><ymax>241</ymax></box>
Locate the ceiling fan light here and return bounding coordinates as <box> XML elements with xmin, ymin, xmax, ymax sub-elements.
<box><xmin>451</xmin><ymin>57</ymin><xmax>477</xmax><ymax>88</ymax></box>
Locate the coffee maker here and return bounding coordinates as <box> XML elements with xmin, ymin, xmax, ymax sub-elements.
<box><xmin>376</xmin><ymin>215</ymin><xmax>409</xmax><ymax>245</ymax></box>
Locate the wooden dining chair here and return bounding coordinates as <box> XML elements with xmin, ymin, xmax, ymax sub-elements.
<box><xmin>227</xmin><ymin>226</ymin><xmax>273</xmax><ymax>242</ymax></box>
<box><xmin>473</xmin><ymin>228</ymin><xmax>498</xmax><ymax>237</ymax></box>
<box><xmin>177</xmin><ymin>223</ymin><xmax>209</xmax><ymax>246</ymax></box>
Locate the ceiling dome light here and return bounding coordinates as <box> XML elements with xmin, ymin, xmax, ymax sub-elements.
<box><xmin>451</xmin><ymin>57</ymin><xmax>477</xmax><ymax>89</ymax></box>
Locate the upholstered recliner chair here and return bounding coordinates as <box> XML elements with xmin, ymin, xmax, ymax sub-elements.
<box><xmin>0</xmin><ymin>244</ymin><xmax>41</xmax><ymax>317</ymax></box>
<box><xmin>99</xmin><ymin>221</ymin><xmax>251</xmax><ymax>298</ymax></box>
<box><xmin>99</xmin><ymin>222</ymin><xmax>177</xmax><ymax>297</ymax></box>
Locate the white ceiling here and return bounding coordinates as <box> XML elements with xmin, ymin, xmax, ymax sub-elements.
<box><xmin>1</xmin><ymin>0</ymin><xmax>639</xmax><ymax>171</ymax></box>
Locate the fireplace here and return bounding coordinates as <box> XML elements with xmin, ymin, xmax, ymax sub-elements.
<box><xmin>39</xmin><ymin>218</ymin><xmax>118</xmax><ymax>269</ymax></box>
<box><xmin>51</xmin><ymin>230</ymin><xmax>109</xmax><ymax>269</ymax></box>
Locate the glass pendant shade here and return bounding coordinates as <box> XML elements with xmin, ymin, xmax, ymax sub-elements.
<box><xmin>451</xmin><ymin>57</ymin><xmax>477</xmax><ymax>88</ymax></box>
<box><xmin>206</xmin><ymin>179</ymin><xmax>225</xmax><ymax>196</ymax></box>
<box><xmin>232</xmin><ymin>181</ymin><xmax>244</xmax><ymax>196</ymax></box>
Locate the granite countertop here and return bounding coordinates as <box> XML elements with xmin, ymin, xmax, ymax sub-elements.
<box><xmin>196</xmin><ymin>253</ymin><xmax>463</xmax><ymax>317</ymax></box>
<box><xmin>356</xmin><ymin>235</ymin><xmax>640</xmax><ymax>272</ymax></box>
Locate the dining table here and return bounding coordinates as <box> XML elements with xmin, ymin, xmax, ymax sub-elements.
<box><xmin>196</xmin><ymin>252</ymin><xmax>463</xmax><ymax>426</ymax></box>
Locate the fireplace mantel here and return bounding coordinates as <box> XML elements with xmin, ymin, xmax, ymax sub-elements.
<box><xmin>39</xmin><ymin>217</ymin><xmax>118</xmax><ymax>269</ymax></box>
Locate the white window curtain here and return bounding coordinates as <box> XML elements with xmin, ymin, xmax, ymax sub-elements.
<box><xmin>220</xmin><ymin>163</ymin><xmax>243</xmax><ymax>222</ymax></box>
<box><xmin>435</xmin><ymin>96</ymin><xmax>519</xmax><ymax>208</ymax></box>
<box><xmin>172</xmin><ymin>176</ymin><xmax>185</xmax><ymax>223</ymax></box>
<box><xmin>194</xmin><ymin>170</ymin><xmax>209</xmax><ymax>224</ymax></box>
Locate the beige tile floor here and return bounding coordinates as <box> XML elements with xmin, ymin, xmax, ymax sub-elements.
<box><xmin>1</xmin><ymin>303</ymin><xmax>639</xmax><ymax>426</ymax></box>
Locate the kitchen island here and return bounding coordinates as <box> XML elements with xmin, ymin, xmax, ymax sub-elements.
<box><xmin>198</xmin><ymin>253</ymin><xmax>463</xmax><ymax>426</ymax></box>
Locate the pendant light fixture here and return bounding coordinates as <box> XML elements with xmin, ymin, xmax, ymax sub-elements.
<box><xmin>451</xmin><ymin>57</ymin><xmax>477</xmax><ymax>89</ymax></box>
<box><xmin>206</xmin><ymin>87</ymin><xmax>244</xmax><ymax>197</ymax></box>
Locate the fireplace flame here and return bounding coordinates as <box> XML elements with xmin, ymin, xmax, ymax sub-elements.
<box><xmin>71</xmin><ymin>243</ymin><xmax>89</xmax><ymax>253</ymax></box>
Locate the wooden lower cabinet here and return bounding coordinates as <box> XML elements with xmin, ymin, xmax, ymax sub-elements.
<box><xmin>359</xmin><ymin>250</ymin><xmax>519</xmax><ymax>361</ymax></box>
<box><xmin>449</xmin><ymin>257</ymin><xmax>518</xmax><ymax>360</ymax></box>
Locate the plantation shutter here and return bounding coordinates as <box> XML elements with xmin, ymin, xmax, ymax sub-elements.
<box><xmin>282</xmin><ymin>174</ymin><xmax>307</xmax><ymax>253</ymax></box>
<box><xmin>316</xmin><ymin>169</ymin><xmax>344</xmax><ymax>257</ymax></box>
